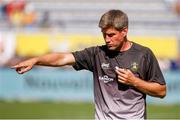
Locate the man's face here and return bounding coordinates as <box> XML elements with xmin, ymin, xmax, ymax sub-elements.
<box><xmin>102</xmin><ymin>27</ymin><xmax>128</xmax><ymax>51</ymax></box>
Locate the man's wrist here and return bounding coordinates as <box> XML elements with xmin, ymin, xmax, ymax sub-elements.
<box><xmin>132</xmin><ymin>77</ymin><xmax>139</xmax><ymax>88</ymax></box>
<box><xmin>32</xmin><ymin>57</ymin><xmax>39</xmax><ymax>65</ymax></box>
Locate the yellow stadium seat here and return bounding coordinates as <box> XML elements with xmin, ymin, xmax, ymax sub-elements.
<box><xmin>129</xmin><ymin>36</ymin><xmax>178</xmax><ymax>59</ymax></box>
<box><xmin>16</xmin><ymin>33</ymin><xmax>50</xmax><ymax>57</ymax></box>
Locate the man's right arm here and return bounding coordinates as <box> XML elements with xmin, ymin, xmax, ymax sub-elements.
<box><xmin>11</xmin><ymin>52</ymin><xmax>75</xmax><ymax>74</ymax></box>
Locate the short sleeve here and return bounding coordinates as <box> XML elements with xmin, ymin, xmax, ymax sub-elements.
<box><xmin>145</xmin><ymin>48</ymin><xmax>166</xmax><ymax>85</ymax></box>
<box><xmin>72</xmin><ymin>47</ymin><xmax>96</xmax><ymax>71</ymax></box>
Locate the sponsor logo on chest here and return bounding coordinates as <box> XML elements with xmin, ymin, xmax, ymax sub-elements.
<box><xmin>99</xmin><ymin>75</ymin><xmax>114</xmax><ymax>83</ymax></box>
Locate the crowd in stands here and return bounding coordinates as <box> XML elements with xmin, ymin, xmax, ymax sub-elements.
<box><xmin>0</xmin><ymin>0</ymin><xmax>37</xmax><ymax>29</ymax></box>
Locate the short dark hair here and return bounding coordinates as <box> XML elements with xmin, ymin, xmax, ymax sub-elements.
<box><xmin>99</xmin><ymin>9</ymin><xmax>128</xmax><ymax>31</ymax></box>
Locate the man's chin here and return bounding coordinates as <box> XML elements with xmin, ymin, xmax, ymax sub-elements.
<box><xmin>107</xmin><ymin>47</ymin><xmax>119</xmax><ymax>52</ymax></box>
<box><xmin>107</xmin><ymin>46</ymin><xmax>116</xmax><ymax>50</ymax></box>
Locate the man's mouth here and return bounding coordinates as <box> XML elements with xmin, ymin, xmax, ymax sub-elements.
<box><xmin>107</xmin><ymin>44</ymin><xmax>113</xmax><ymax>47</ymax></box>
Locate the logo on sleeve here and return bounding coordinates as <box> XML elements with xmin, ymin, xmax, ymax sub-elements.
<box><xmin>101</xmin><ymin>63</ymin><xmax>110</xmax><ymax>69</ymax></box>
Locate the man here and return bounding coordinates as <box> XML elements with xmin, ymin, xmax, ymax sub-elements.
<box><xmin>12</xmin><ymin>9</ymin><xmax>166</xmax><ymax>119</ymax></box>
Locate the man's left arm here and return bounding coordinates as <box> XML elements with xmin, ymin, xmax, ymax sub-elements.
<box><xmin>115</xmin><ymin>67</ymin><xmax>166</xmax><ymax>98</ymax></box>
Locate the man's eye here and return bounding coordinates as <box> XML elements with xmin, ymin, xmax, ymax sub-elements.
<box><xmin>107</xmin><ymin>34</ymin><xmax>114</xmax><ymax>37</ymax></box>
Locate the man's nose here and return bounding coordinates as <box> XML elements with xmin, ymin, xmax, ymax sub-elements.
<box><xmin>105</xmin><ymin>37</ymin><xmax>111</xmax><ymax>43</ymax></box>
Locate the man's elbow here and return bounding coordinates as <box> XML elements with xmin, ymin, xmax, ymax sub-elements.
<box><xmin>159</xmin><ymin>90</ymin><xmax>166</xmax><ymax>98</ymax></box>
<box><xmin>158</xmin><ymin>85</ymin><xmax>167</xmax><ymax>98</ymax></box>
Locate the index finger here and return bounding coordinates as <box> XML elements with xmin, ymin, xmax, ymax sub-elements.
<box><xmin>10</xmin><ymin>65</ymin><xmax>19</xmax><ymax>69</ymax></box>
<box><xmin>10</xmin><ymin>64</ymin><xmax>23</xmax><ymax>69</ymax></box>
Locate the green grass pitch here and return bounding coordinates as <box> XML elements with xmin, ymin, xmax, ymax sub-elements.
<box><xmin>0</xmin><ymin>101</ymin><xmax>180</xmax><ymax>119</ymax></box>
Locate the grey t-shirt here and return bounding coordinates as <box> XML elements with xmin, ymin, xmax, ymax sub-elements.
<box><xmin>72</xmin><ymin>42</ymin><xmax>166</xmax><ymax>120</ymax></box>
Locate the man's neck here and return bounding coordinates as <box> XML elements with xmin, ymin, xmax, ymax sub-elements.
<box><xmin>120</xmin><ymin>40</ymin><xmax>132</xmax><ymax>52</ymax></box>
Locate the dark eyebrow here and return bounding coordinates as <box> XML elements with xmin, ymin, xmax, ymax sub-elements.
<box><xmin>107</xmin><ymin>33</ymin><xmax>115</xmax><ymax>35</ymax></box>
<box><xmin>103</xmin><ymin>33</ymin><xmax>116</xmax><ymax>37</ymax></box>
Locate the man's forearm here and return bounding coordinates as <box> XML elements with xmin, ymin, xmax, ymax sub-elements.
<box><xmin>133</xmin><ymin>77</ymin><xmax>166</xmax><ymax>98</ymax></box>
<box><xmin>35</xmin><ymin>53</ymin><xmax>62</xmax><ymax>66</ymax></box>
<box><xmin>11</xmin><ymin>52</ymin><xmax>75</xmax><ymax>74</ymax></box>
<box><xmin>36</xmin><ymin>52</ymin><xmax>75</xmax><ymax>67</ymax></box>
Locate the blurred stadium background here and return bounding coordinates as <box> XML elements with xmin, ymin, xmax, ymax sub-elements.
<box><xmin>0</xmin><ymin>0</ymin><xmax>180</xmax><ymax>119</ymax></box>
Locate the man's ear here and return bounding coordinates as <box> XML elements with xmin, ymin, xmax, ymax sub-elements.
<box><xmin>121</xmin><ymin>27</ymin><xmax>128</xmax><ymax>37</ymax></box>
